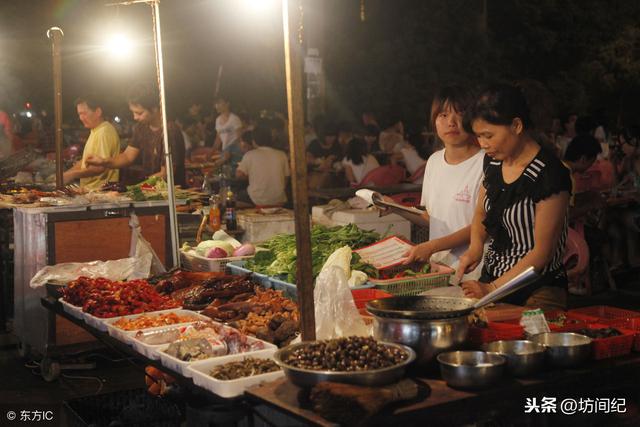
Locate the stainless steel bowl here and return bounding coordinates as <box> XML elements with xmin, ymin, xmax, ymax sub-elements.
<box><xmin>273</xmin><ymin>341</ymin><xmax>416</xmax><ymax>388</ymax></box>
<box><xmin>483</xmin><ymin>340</ymin><xmax>546</xmax><ymax>377</ymax></box>
<box><xmin>372</xmin><ymin>315</ymin><xmax>469</xmax><ymax>369</ymax></box>
<box><xmin>531</xmin><ymin>332</ymin><xmax>592</xmax><ymax>368</ymax></box>
<box><xmin>437</xmin><ymin>351</ymin><xmax>506</xmax><ymax>389</ymax></box>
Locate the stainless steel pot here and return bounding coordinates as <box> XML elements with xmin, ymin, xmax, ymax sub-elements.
<box><xmin>367</xmin><ymin>267</ymin><xmax>540</xmax><ymax>368</ymax></box>
<box><xmin>372</xmin><ymin>314</ymin><xmax>469</xmax><ymax>368</ymax></box>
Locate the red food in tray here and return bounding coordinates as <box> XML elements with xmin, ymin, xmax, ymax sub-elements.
<box><xmin>62</xmin><ymin>277</ymin><xmax>180</xmax><ymax>318</ymax></box>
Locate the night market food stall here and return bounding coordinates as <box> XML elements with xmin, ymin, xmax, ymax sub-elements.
<box><xmin>4</xmin><ymin>1</ymin><xmax>640</xmax><ymax>426</ymax></box>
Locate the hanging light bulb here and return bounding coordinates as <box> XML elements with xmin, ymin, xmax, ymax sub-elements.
<box><xmin>104</xmin><ymin>33</ymin><xmax>133</xmax><ymax>59</ymax></box>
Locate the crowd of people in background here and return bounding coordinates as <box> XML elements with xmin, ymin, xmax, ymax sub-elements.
<box><xmin>2</xmin><ymin>81</ymin><xmax>640</xmax><ymax>287</ymax></box>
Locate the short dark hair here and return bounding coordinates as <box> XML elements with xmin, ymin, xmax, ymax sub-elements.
<box><xmin>337</xmin><ymin>121</ymin><xmax>353</xmax><ymax>134</ymax></box>
<box><xmin>464</xmin><ymin>83</ymin><xmax>532</xmax><ymax>133</ymax></box>
<box><xmin>364</xmin><ymin>124</ymin><xmax>380</xmax><ymax>137</ymax></box>
<box><xmin>242</xmin><ymin>126</ymin><xmax>273</xmax><ymax>148</ymax></box>
<box><xmin>430</xmin><ymin>85</ymin><xmax>474</xmax><ymax>131</ymax></box>
<box><xmin>575</xmin><ymin>116</ymin><xmax>597</xmax><ymax>136</ymax></box>
<box><xmin>74</xmin><ymin>94</ymin><xmax>103</xmax><ymax>112</ymax></box>
<box><xmin>345</xmin><ymin>138</ymin><xmax>367</xmax><ymax>165</ymax></box>
<box><xmin>320</xmin><ymin>122</ymin><xmax>338</xmax><ymax>138</ymax></box>
<box><xmin>564</xmin><ymin>134</ymin><xmax>602</xmax><ymax>162</ymax></box>
<box><xmin>127</xmin><ymin>83</ymin><xmax>159</xmax><ymax>111</ymax></box>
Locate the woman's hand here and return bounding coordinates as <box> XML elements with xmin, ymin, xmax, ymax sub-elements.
<box><xmin>403</xmin><ymin>241</ymin><xmax>436</xmax><ymax>264</ymax></box>
<box><xmin>460</xmin><ymin>280</ymin><xmax>492</xmax><ymax>298</ymax></box>
<box><xmin>453</xmin><ymin>246</ymin><xmax>483</xmax><ymax>283</ymax></box>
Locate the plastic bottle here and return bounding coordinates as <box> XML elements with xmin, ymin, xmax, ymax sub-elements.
<box><xmin>209</xmin><ymin>195</ymin><xmax>221</xmax><ymax>232</ymax></box>
<box><xmin>224</xmin><ymin>190</ymin><xmax>237</xmax><ymax>231</ymax></box>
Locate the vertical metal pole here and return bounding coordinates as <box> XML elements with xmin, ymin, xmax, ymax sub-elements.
<box><xmin>47</xmin><ymin>27</ymin><xmax>64</xmax><ymax>189</ymax></box>
<box><xmin>151</xmin><ymin>2</ymin><xmax>180</xmax><ymax>268</ymax></box>
<box><xmin>282</xmin><ymin>0</ymin><xmax>315</xmax><ymax>340</ymax></box>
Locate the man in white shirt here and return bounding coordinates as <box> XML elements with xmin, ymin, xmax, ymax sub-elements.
<box><xmin>236</xmin><ymin>127</ymin><xmax>290</xmax><ymax>207</ymax></box>
<box><xmin>212</xmin><ymin>96</ymin><xmax>243</xmax><ymax>171</ymax></box>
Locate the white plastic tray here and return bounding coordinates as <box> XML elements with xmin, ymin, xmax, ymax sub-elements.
<box><xmin>103</xmin><ymin>309</ymin><xmax>210</xmax><ymax>344</ymax></box>
<box><xmin>128</xmin><ymin>324</ymin><xmax>192</xmax><ymax>360</ymax></box>
<box><xmin>59</xmin><ymin>298</ymin><xmax>84</xmax><ymax>320</ymax></box>
<box><xmin>180</xmin><ymin>249</ymin><xmax>254</xmax><ymax>273</ymax></box>
<box><xmin>187</xmin><ymin>350</ymin><xmax>283</xmax><ymax>398</ymax></box>
<box><xmin>157</xmin><ymin>330</ymin><xmax>277</xmax><ymax>377</ymax></box>
<box><xmin>81</xmin><ymin>311</ymin><xmax>113</xmax><ymax>332</ymax></box>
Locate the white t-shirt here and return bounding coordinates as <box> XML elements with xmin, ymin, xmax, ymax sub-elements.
<box><xmin>237</xmin><ymin>147</ymin><xmax>290</xmax><ymax>206</ymax></box>
<box><xmin>342</xmin><ymin>154</ymin><xmax>380</xmax><ymax>184</ymax></box>
<box><xmin>421</xmin><ymin>148</ymin><xmax>485</xmax><ymax>273</ymax></box>
<box><xmin>215</xmin><ymin>113</ymin><xmax>242</xmax><ymax>150</ymax></box>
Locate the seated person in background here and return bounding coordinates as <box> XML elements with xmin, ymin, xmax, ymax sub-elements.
<box><xmin>307</xmin><ymin>122</ymin><xmax>341</xmax><ymax>172</ymax></box>
<box><xmin>363</xmin><ymin>124</ymin><xmax>381</xmax><ymax>155</ymax></box>
<box><xmin>337</xmin><ymin>121</ymin><xmax>354</xmax><ymax>157</ymax></box>
<box><xmin>342</xmin><ymin>138</ymin><xmax>380</xmax><ymax>186</ymax></box>
<box><xmin>378</xmin><ymin>116</ymin><xmax>405</xmax><ymax>154</ymax></box>
<box><xmin>86</xmin><ymin>83</ymin><xmax>185</xmax><ymax>187</ymax></box>
<box><xmin>391</xmin><ymin>135</ymin><xmax>427</xmax><ymax>176</ymax></box>
<box><xmin>236</xmin><ymin>127</ymin><xmax>290</xmax><ymax>207</ymax></box>
<box><xmin>563</xmin><ymin>134</ymin><xmax>605</xmax><ymax>220</ymax></box>
<box><xmin>63</xmin><ymin>95</ymin><xmax>120</xmax><ymax>189</ymax></box>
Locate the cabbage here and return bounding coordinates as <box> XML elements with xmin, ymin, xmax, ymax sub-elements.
<box><xmin>321</xmin><ymin>246</ymin><xmax>352</xmax><ymax>278</ymax></box>
<box><xmin>195</xmin><ymin>240</ymin><xmax>235</xmax><ymax>257</ymax></box>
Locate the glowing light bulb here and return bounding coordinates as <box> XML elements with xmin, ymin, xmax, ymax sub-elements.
<box><xmin>105</xmin><ymin>33</ymin><xmax>132</xmax><ymax>58</ymax></box>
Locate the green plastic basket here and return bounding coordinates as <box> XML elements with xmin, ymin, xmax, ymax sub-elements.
<box><xmin>369</xmin><ymin>271</ymin><xmax>452</xmax><ymax>296</ymax></box>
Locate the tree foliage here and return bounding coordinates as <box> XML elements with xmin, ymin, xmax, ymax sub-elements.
<box><xmin>322</xmin><ymin>0</ymin><xmax>640</xmax><ymax>128</ymax></box>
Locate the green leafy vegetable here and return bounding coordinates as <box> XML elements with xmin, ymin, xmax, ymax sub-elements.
<box><xmin>246</xmin><ymin>224</ymin><xmax>380</xmax><ymax>283</ymax></box>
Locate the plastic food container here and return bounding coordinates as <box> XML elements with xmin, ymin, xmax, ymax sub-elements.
<box><xmin>158</xmin><ymin>336</ymin><xmax>277</xmax><ymax>377</ymax></box>
<box><xmin>103</xmin><ymin>309</ymin><xmax>211</xmax><ymax>344</ymax></box>
<box><xmin>568</xmin><ymin>306</ymin><xmax>640</xmax><ymax>324</ymax></box>
<box><xmin>180</xmin><ymin>249</ymin><xmax>254</xmax><ymax>273</ymax></box>
<box><xmin>186</xmin><ymin>350</ymin><xmax>282</xmax><ymax>398</ymax></box>
<box><xmin>59</xmin><ymin>298</ymin><xmax>84</xmax><ymax>320</ymax></box>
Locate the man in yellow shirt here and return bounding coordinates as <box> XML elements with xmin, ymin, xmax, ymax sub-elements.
<box><xmin>63</xmin><ymin>96</ymin><xmax>120</xmax><ymax>189</ymax></box>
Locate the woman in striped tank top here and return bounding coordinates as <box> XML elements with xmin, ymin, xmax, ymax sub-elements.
<box><xmin>455</xmin><ymin>84</ymin><xmax>572</xmax><ymax>310</ymax></box>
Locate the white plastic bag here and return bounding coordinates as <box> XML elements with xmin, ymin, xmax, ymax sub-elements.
<box><xmin>314</xmin><ymin>265</ymin><xmax>370</xmax><ymax>339</ymax></box>
<box><xmin>29</xmin><ymin>255</ymin><xmax>152</xmax><ymax>288</ymax></box>
<box><xmin>129</xmin><ymin>212</ymin><xmax>166</xmax><ymax>275</ymax></box>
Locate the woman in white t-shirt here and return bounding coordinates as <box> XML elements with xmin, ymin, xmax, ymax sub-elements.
<box><xmin>342</xmin><ymin>138</ymin><xmax>380</xmax><ymax>185</ymax></box>
<box><xmin>402</xmin><ymin>86</ymin><xmax>484</xmax><ymax>274</ymax></box>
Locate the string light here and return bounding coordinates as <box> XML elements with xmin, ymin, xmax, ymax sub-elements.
<box><xmin>360</xmin><ymin>0</ymin><xmax>365</xmax><ymax>22</ymax></box>
<box><xmin>298</xmin><ymin>1</ymin><xmax>304</xmax><ymax>45</ymax></box>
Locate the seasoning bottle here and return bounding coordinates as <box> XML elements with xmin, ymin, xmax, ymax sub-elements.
<box><xmin>209</xmin><ymin>195</ymin><xmax>221</xmax><ymax>232</ymax></box>
<box><xmin>224</xmin><ymin>190</ymin><xmax>237</xmax><ymax>231</ymax></box>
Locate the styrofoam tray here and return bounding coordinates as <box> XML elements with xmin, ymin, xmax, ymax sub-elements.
<box><xmin>59</xmin><ymin>298</ymin><xmax>84</xmax><ymax>320</ymax></box>
<box><xmin>187</xmin><ymin>350</ymin><xmax>283</xmax><ymax>398</ymax></box>
<box><xmin>158</xmin><ymin>333</ymin><xmax>277</xmax><ymax>377</ymax></box>
<box><xmin>104</xmin><ymin>309</ymin><xmax>210</xmax><ymax>344</ymax></box>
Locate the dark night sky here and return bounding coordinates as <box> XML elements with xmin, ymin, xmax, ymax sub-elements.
<box><xmin>0</xmin><ymin>0</ymin><xmax>289</xmax><ymax>122</ymax></box>
<box><xmin>2</xmin><ymin>0</ymin><xmax>640</xmax><ymax>129</ymax></box>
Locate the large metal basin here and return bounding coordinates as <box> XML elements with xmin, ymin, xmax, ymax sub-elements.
<box><xmin>371</xmin><ymin>314</ymin><xmax>469</xmax><ymax>368</ymax></box>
